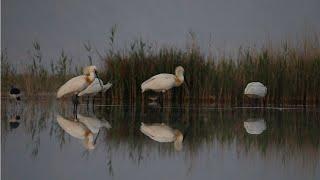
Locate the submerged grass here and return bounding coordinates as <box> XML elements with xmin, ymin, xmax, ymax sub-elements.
<box><xmin>1</xmin><ymin>32</ymin><xmax>320</xmax><ymax>105</ymax></box>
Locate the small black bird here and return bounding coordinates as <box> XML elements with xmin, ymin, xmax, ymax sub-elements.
<box><xmin>9</xmin><ymin>115</ymin><xmax>21</xmax><ymax>130</ymax></box>
<box><xmin>9</xmin><ymin>122</ymin><xmax>20</xmax><ymax>129</ymax></box>
<box><xmin>9</xmin><ymin>85</ymin><xmax>21</xmax><ymax>101</ymax></box>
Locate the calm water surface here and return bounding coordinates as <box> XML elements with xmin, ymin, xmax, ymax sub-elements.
<box><xmin>2</xmin><ymin>98</ymin><xmax>320</xmax><ymax>180</ymax></box>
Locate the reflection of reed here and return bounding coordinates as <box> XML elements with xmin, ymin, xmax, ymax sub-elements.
<box><xmin>2</xmin><ymin>99</ymin><xmax>320</xmax><ymax>170</ymax></box>
<box><xmin>100</xmin><ymin>106</ymin><xmax>320</xmax><ymax>169</ymax></box>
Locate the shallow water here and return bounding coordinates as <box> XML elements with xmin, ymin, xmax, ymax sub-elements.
<box><xmin>2</xmin><ymin>98</ymin><xmax>320</xmax><ymax>180</ymax></box>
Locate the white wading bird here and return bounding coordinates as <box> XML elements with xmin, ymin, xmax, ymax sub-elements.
<box><xmin>244</xmin><ymin>82</ymin><xmax>267</xmax><ymax>106</ymax></box>
<box><xmin>78</xmin><ymin>78</ymin><xmax>112</xmax><ymax>105</ymax></box>
<box><xmin>141</xmin><ymin>66</ymin><xmax>186</xmax><ymax>93</ymax></box>
<box><xmin>244</xmin><ymin>82</ymin><xmax>267</xmax><ymax>98</ymax></box>
<box><xmin>56</xmin><ymin>114</ymin><xmax>96</xmax><ymax>150</ymax></box>
<box><xmin>243</xmin><ymin>118</ymin><xmax>266</xmax><ymax>135</ymax></box>
<box><xmin>56</xmin><ymin>66</ymin><xmax>103</xmax><ymax>116</ymax></box>
<box><xmin>140</xmin><ymin>122</ymin><xmax>184</xmax><ymax>151</ymax></box>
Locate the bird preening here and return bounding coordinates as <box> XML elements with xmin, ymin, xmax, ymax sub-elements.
<box><xmin>244</xmin><ymin>82</ymin><xmax>267</xmax><ymax>98</ymax></box>
<box><xmin>56</xmin><ymin>65</ymin><xmax>105</xmax><ymax>117</ymax></box>
<box><xmin>56</xmin><ymin>65</ymin><xmax>188</xmax><ymax>118</ymax></box>
<box><xmin>244</xmin><ymin>82</ymin><xmax>267</xmax><ymax>106</ymax></box>
<box><xmin>141</xmin><ymin>66</ymin><xmax>188</xmax><ymax>105</ymax></box>
<box><xmin>141</xmin><ymin>66</ymin><xmax>186</xmax><ymax>93</ymax></box>
<box><xmin>56</xmin><ymin>65</ymin><xmax>269</xmax><ymax>121</ymax></box>
<box><xmin>78</xmin><ymin>78</ymin><xmax>112</xmax><ymax>106</ymax></box>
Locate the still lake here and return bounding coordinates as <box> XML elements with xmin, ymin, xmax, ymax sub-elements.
<box><xmin>2</xmin><ymin>98</ymin><xmax>320</xmax><ymax>180</ymax></box>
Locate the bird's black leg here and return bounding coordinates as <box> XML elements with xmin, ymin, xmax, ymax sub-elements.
<box><xmin>87</xmin><ymin>96</ymin><xmax>89</xmax><ymax>106</ymax></box>
<box><xmin>72</xmin><ymin>95</ymin><xmax>77</xmax><ymax>117</ymax></box>
<box><xmin>91</xmin><ymin>96</ymin><xmax>96</xmax><ymax>113</ymax></box>
<box><xmin>94</xmin><ymin>129</ymin><xmax>101</xmax><ymax>145</ymax></box>
<box><xmin>72</xmin><ymin>94</ymin><xmax>79</xmax><ymax>119</ymax></box>
<box><xmin>255</xmin><ymin>99</ymin><xmax>259</xmax><ymax>107</ymax></box>
<box><xmin>160</xmin><ymin>92</ymin><xmax>164</xmax><ymax>107</ymax></box>
<box><xmin>92</xmin><ymin>99</ymin><xmax>95</xmax><ymax>113</ymax></box>
<box><xmin>75</xmin><ymin>95</ymin><xmax>79</xmax><ymax>119</ymax></box>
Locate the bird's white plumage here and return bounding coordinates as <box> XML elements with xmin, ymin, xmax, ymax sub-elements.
<box><xmin>56</xmin><ymin>115</ymin><xmax>95</xmax><ymax>149</ymax></box>
<box><xmin>141</xmin><ymin>74</ymin><xmax>177</xmax><ymax>92</ymax></box>
<box><xmin>102</xmin><ymin>83</ymin><xmax>112</xmax><ymax>93</ymax></box>
<box><xmin>78</xmin><ymin>78</ymin><xmax>112</xmax><ymax>96</ymax></box>
<box><xmin>77</xmin><ymin>114</ymin><xmax>111</xmax><ymax>134</ymax></box>
<box><xmin>140</xmin><ymin>123</ymin><xmax>183</xmax><ymax>150</ymax></box>
<box><xmin>56</xmin><ymin>115</ymin><xmax>89</xmax><ymax>139</ymax></box>
<box><xmin>140</xmin><ymin>123</ymin><xmax>176</xmax><ymax>142</ymax></box>
<box><xmin>243</xmin><ymin>118</ymin><xmax>266</xmax><ymax>135</ymax></box>
<box><xmin>57</xmin><ymin>65</ymin><xmax>97</xmax><ymax>98</ymax></box>
<box><xmin>56</xmin><ymin>75</ymin><xmax>91</xmax><ymax>98</ymax></box>
<box><xmin>141</xmin><ymin>66</ymin><xmax>185</xmax><ymax>93</ymax></box>
<box><xmin>244</xmin><ymin>82</ymin><xmax>267</xmax><ymax>98</ymax></box>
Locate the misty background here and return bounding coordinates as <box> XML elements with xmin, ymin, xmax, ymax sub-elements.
<box><xmin>2</xmin><ymin>0</ymin><xmax>320</xmax><ymax>69</ymax></box>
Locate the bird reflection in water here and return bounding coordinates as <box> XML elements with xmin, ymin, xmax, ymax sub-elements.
<box><xmin>56</xmin><ymin>114</ymin><xmax>111</xmax><ymax>150</ymax></box>
<box><xmin>243</xmin><ymin>118</ymin><xmax>267</xmax><ymax>135</ymax></box>
<box><xmin>9</xmin><ymin>115</ymin><xmax>21</xmax><ymax>130</ymax></box>
<box><xmin>140</xmin><ymin>122</ymin><xmax>183</xmax><ymax>151</ymax></box>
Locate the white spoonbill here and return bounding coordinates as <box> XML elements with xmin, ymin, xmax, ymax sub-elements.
<box><xmin>141</xmin><ymin>66</ymin><xmax>186</xmax><ymax>93</ymax></box>
<box><xmin>77</xmin><ymin>114</ymin><xmax>111</xmax><ymax>134</ymax></box>
<box><xmin>78</xmin><ymin>78</ymin><xmax>112</xmax><ymax>105</ymax></box>
<box><xmin>243</xmin><ymin>118</ymin><xmax>266</xmax><ymax>135</ymax></box>
<box><xmin>244</xmin><ymin>82</ymin><xmax>267</xmax><ymax>98</ymax></box>
<box><xmin>56</xmin><ymin>65</ymin><xmax>103</xmax><ymax>115</ymax></box>
<box><xmin>56</xmin><ymin>114</ymin><xmax>96</xmax><ymax>150</ymax></box>
<box><xmin>140</xmin><ymin>122</ymin><xmax>183</xmax><ymax>151</ymax></box>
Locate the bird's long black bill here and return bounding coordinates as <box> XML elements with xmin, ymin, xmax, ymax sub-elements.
<box><xmin>184</xmin><ymin>80</ymin><xmax>190</xmax><ymax>94</ymax></box>
<box><xmin>183</xmin><ymin>123</ymin><xmax>191</xmax><ymax>141</ymax></box>
<box><xmin>94</xmin><ymin>129</ymin><xmax>101</xmax><ymax>145</ymax></box>
<box><xmin>95</xmin><ymin>72</ymin><xmax>103</xmax><ymax>89</ymax></box>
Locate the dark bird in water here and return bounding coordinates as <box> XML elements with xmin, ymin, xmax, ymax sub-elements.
<box><xmin>9</xmin><ymin>115</ymin><xmax>21</xmax><ymax>130</ymax></box>
<box><xmin>9</xmin><ymin>85</ymin><xmax>21</xmax><ymax>101</ymax></box>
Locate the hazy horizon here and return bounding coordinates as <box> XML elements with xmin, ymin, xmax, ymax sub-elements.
<box><xmin>2</xmin><ymin>0</ymin><xmax>320</xmax><ymax>68</ymax></box>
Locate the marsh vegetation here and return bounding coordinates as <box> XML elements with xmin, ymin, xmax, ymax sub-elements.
<box><xmin>2</xmin><ymin>30</ymin><xmax>320</xmax><ymax>106</ymax></box>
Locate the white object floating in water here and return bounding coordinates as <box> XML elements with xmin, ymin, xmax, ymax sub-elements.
<box><xmin>56</xmin><ymin>114</ymin><xmax>95</xmax><ymax>150</ymax></box>
<box><xmin>141</xmin><ymin>66</ymin><xmax>185</xmax><ymax>93</ymax></box>
<box><xmin>243</xmin><ymin>118</ymin><xmax>266</xmax><ymax>135</ymax></box>
<box><xmin>78</xmin><ymin>78</ymin><xmax>112</xmax><ymax>97</ymax></box>
<box><xmin>77</xmin><ymin>114</ymin><xmax>111</xmax><ymax>134</ymax></box>
<box><xmin>244</xmin><ymin>82</ymin><xmax>267</xmax><ymax>98</ymax></box>
<box><xmin>140</xmin><ymin>122</ymin><xmax>183</xmax><ymax>151</ymax></box>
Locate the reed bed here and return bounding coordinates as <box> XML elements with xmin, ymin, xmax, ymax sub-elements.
<box><xmin>1</xmin><ymin>34</ymin><xmax>320</xmax><ymax>105</ymax></box>
<box><xmin>103</xmin><ymin>36</ymin><xmax>320</xmax><ymax>106</ymax></box>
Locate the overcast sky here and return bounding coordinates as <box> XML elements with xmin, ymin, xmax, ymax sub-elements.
<box><xmin>2</xmin><ymin>0</ymin><xmax>320</xmax><ymax>67</ymax></box>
